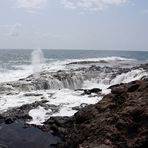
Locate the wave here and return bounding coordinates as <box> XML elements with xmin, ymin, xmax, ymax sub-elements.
<box><xmin>0</xmin><ymin>56</ymin><xmax>147</xmax><ymax>125</ymax></box>
<box><xmin>110</xmin><ymin>69</ymin><xmax>147</xmax><ymax>85</ymax></box>
<box><xmin>0</xmin><ymin>65</ymin><xmax>33</xmax><ymax>83</ymax></box>
<box><xmin>28</xmin><ymin>68</ymin><xmax>148</xmax><ymax>125</ymax></box>
<box><xmin>0</xmin><ymin>56</ymin><xmax>136</xmax><ymax>83</ymax></box>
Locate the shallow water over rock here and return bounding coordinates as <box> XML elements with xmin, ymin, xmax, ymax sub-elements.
<box><xmin>0</xmin><ymin>121</ymin><xmax>60</xmax><ymax>148</ymax></box>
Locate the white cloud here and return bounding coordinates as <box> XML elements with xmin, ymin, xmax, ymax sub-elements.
<box><xmin>9</xmin><ymin>23</ymin><xmax>22</xmax><ymax>37</ymax></box>
<box><xmin>15</xmin><ymin>0</ymin><xmax>128</xmax><ymax>12</ymax></box>
<box><xmin>141</xmin><ymin>9</ymin><xmax>148</xmax><ymax>15</ymax></box>
<box><xmin>0</xmin><ymin>24</ymin><xmax>22</xmax><ymax>37</ymax></box>
<box><xmin>16</xmin><ymin>0</ymin><xmax>47</xmax><ymax>11</ymax></box>
<box><xmin>62</xmin><ymin>0</ymin><xmax>128</xmax><ymax>11</ymax></box>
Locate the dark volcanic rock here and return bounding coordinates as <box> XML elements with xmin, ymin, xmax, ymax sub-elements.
<box><xmin>67</xmin><ymin>61</ymin><xmax>101</xmax><ymax>65</ymax></box>
<box><xmin>140</xmin><ymin>63</ymin><xmax>148</xmax><ymax>71</ymax></box>
<box><xmin>76</xmin><ymin>88</ymin><xmax>102</xmax><ymax>95</ymax></box>
<box><xmin>56</xmin><ymin>80</ymin><xmax>148</xmax><ymax>148</ymax></box>
<box><xmin>0</xmin><ymin>100</ymin><xmax>49</xmax><ymax>124</ymax></box>
<box><xmin>0</xmin><ymin>62</ymin><xmax>136</xmax><ymax>93</ymax></box>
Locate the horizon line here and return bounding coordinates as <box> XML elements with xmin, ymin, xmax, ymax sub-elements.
<box><xmin>0</xmin><ymin>48</ymin><xmax>148</xmax><ymax>52</ymax></box>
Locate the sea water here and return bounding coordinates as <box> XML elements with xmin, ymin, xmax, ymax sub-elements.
<box><xmin>0</xmin><ymin>121</ymin><xmax>60</xmax><ymax>148</ymax></box>
<box><xmin>0</xmin><ymin>49</ymin><xmax>148</xmax><ymax>125</ymax></box>
<box><xmin>0</xmin><ymin>49</ymin><xmax>147</xmax><ymax>82</ymax></box>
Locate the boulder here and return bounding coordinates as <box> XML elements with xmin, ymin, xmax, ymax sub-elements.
<box><xmin>57</xmin><ymin>80</ymin><xmax>148</xmax><ymax>148</ymax></box>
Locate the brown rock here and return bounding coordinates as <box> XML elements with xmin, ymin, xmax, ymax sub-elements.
<box><xmin>58</xmin><ymin>80</ymin><xmax>148</xmax><ymax>148</ymax></box>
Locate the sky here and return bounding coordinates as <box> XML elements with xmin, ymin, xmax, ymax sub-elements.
<box><xmin>0</xmin><ymin>0</ymin><xmax>148</xmax><ymax>50</ymax></box>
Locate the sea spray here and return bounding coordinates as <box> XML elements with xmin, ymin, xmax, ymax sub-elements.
<box><xmin>32</xmin><ymin>48</ymin><xmax>44</xmax><ymax>79</ymax></box>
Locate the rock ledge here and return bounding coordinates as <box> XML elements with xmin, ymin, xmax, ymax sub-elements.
<box><xmin>54</xmin><ymin>80</ymin><xmax>148</xmax><ymax>148</ymax></box>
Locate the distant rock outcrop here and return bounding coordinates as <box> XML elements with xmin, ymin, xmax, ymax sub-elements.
<box><xmin>0</xmin><ymin>65</ymin><xmax>134</xmax><ymax>94</ymax></box>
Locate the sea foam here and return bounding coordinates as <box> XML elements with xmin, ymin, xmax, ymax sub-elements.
<box><xmin>0</xmin><ymin>56</ymin><xmax>148</xmax><ymax>125</ymax></box>
<box><xmin>32</xmin><ymin>48</ymin><xmax>45</xmax><ymax>78</ymax></box>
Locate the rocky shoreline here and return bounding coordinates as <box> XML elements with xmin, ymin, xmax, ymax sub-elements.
<box><xmin>0</xmin><ymin>79</ymin><xmax>148</xmax><ymax>148</ymax></box>
<box><xmin>0</xmin><ymin>62</ymin><xmax>148</xmax><ymax>147</ymax></box>
<box><xmin>52</xmin><ymin>79</ymin><xmax>148</xmax><ymax>148</ymax></box>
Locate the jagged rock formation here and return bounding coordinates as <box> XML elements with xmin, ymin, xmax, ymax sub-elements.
<box><xmin>0</xmin><ymin>100</ymin><xmax>49</xmax><ymax>124</ymax></box>
<box><xmin>0</xmin><ymin>65</ymin><xmax>136</xmax><ymax>94</ymax></box>
<box><xmin>0</xmin><ymin>62</ymin><xmax>148</xmax><ymax>148</ymax></box>
<box><xmin>1</xmin><ymin>79</ymin><xmax>148</xmax><ymax>148</ymax></box>
<box><xmin>43</xmin><ymin>80</ymin><xmax>148</xmax><ymax>148</ymax></box>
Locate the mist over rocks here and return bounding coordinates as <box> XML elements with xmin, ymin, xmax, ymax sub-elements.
<box><xmin>0</xmin><ymin>62</ymin><xmax>145</xmax><ymax>94</ymax></box>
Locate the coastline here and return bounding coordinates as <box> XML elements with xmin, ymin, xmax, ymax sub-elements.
<box><xmin>0</xmin><ymin>62</ymin><xmax>148</xmax><ymax>147</ymax></box>
<box><xmin>1</xmin><ymin>78</ymin><xmax>148</xmax><ymax>147</ymax></box>
<box><xmin>56</xmin><ymin>79</ymin><xmax>148</xmax><ymax>147</ymax></box>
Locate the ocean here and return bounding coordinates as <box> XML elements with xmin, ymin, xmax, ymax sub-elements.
<box><xmin>0</xmin><ymin>49</ymin><xmax>147</xmax><ymax>81</ymax></box>
<box><xmin>0</xmin><ymin>50</ymin><xmax>148</xmax><ymax>70</ymax></box>
<box><xmin>0</xmin><ymin>49</ymin><xmax>148</xmax><ymax>125</ymax></box>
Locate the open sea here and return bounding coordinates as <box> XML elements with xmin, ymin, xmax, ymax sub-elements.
<box><xmin>0</xmin><ymin>49</ymin><xmax>148</xmax><ymax>72</ymax></box>
<box><xmin>0</xmin><ymin>49</ymin><xmax>147</xmax><ymax>83</ymax></box>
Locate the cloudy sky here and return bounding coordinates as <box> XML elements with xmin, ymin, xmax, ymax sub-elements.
<box><xmin>0</xmin><ymin>0</ymin><xmax>148</xmax><ymax>50</ymax></box>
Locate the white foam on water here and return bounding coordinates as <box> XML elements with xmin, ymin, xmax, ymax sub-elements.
<box><xmin>28</xmin><ymin>68</ymin><xmax>148</xmax><ymax>125</ymax></box>
<box><xmin>0</xmin><ymin>56</ymin><xmax>148</xmax><ymax>125</ymax></box>
<box><xmin>36</xmin><ymin>56</ymin><xmax>136</xmax><ymax>72</ymax></box>
<box><xmin>27</xmin><ymin>89</ymin><xmax>101</xmax><ymax>125</ymax></box>
<box><xmin>0</xmin><ymin>65</ymin><xmax>32</xmax><ymax>83</ymax></box>
<box><xmin>0</xmin><ymin>91</ymin><xmax>47</xmax><ymax>113</ymax></box>
<box><xmin>28</xmin><ymin>106</ymin><xmax>52</xmax><ymax>125</ymax></box>
<box><xmin>0</xmin><ymin>56</ymin><xmax>136</xmax><ymax>83</ymax></box>
<box><xmin>111</xmin><ymin>69</ymin><xmax>148</xmax><ymax>85</ymax></box>
<box><xmin>49</xmin><ymin>89</ymin><xmax>100</xmax><ymax>106</ymax></box>
<box><xmin>82</xmin><ymin>80</ymin><xmax>111</xmax><ymax>95</ymax></box>
<box><xmin>65</xmin><ymin>56</ymin><xmax>135</xmax><ymax>63</ymax></box>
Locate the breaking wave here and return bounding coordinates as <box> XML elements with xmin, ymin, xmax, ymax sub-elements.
<box><xmin>0</xmin><ymin>56</ymin><xmax>147</xmax><ymax>125</ymax></box>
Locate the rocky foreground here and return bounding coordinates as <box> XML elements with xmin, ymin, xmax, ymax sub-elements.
<box><xmin>38</xmin><ymin>79</ymin><xmax>148</xmax><ymax>148</ymax></box>
<box><xmin>0</xmin><ymin>62</ymin><xmax>148</xmax><ymax>148</ymax></box>
<box><xmin>0</xmin><ymin>79</ymin><xmax>148</xmax><ymax>147</ymax></box>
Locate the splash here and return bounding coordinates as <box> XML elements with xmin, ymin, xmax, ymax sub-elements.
<box><xmin>32</xmin><ymin>48</ymin><xmax>44</xmax><ymax>78</ymax></box>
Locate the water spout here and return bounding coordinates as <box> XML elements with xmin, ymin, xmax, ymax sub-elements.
<box><xmin>32</xmin><ymin>48</ymin><xmax>44</xmax><ymax>79</ymax></box>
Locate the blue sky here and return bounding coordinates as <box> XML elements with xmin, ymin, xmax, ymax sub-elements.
<box><xmin>0</xmin><ymin>0</ymin><xmax>148</xmax><ymax>50</ymax></box>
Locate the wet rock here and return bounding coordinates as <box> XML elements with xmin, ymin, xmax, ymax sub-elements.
<box><xmin>72</xmin><ymin>103</ymin><xmax>88</xmax><ymax>111</ymax></box>
<box><xmin>111</xmin><ymin>86</ymin><xmax>126</xmax><ymax>94</ymax></box>
<box><xmin>35</xmin><ymin>116</ymin><xmax>73</xmax><ymax>135</ymax></box>
<box><xmin>5</xmin><ymin>117</ymin><xmax>14</xmax><ymax>124</ymax></box>
<box><xmin>83</xmin><ymin>89</ymin><xmax>91</xmax><ymax>95</ymax></box>
<box><xmin>0</xmin><ymin>62</ymin><xmax>135</xmax><ymax>93</ymax></box>
<box><xmin>141</xmin><ymin>75</ymin><xmax>148</xmax><ymax>81</ymax></box>
<box><xmin>43</xmin><ymin>104</ymin><xmax>60</xmax><ymax>113</ymax></box>
<box><xmin>127</xmin><ymin>81</ymin><xmax>141</xmax><ymax>92</ymax></box>
<box><xmin>140</xmin><ymin>63</ymin><xmax>148</xmax><ymax>71</ymax></box>
<box><xmin>89</xmin><ymin>88</ymin><xmax>102</xmax><ymax>93</ymax></box>
<box><xmin>23</xmin><ymin>93</ymin><xmax>43</xmax><ymax>97</ymax></box>
<box><xmin>67</xmin><ymin>61</ymin><xmax>100</xmax><ymax>65</ymax></box>
<box><xmin>72</xmin><ymin>106</ymin><xmax>81</xmax><ymax>111</ymax></box>
<box><xmin>0</xmin><ymin>100</ymin><xmax>50</xmax><ymax>124</ymax></box>
<box><xmin>76</xmin><ymin>88</ymin><xmax>102</xmax><ymax>95</ymax></box>
<box><xmin>57</xmin><ymin>80</ymin><xmax>148</xmax><ymax>148</ymax></box>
